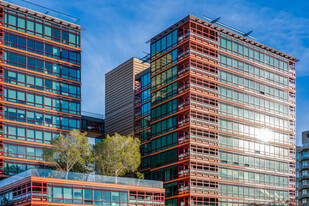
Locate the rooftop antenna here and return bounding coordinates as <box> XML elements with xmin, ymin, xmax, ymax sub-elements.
<box><xmin>20</xmin><ymin>0</ymin><xmax>80</xmax><ymax>24</ymax></box>
<box><xmin>138</xmin><ymin>52</ymin><xmax>150</xmax><ymax>63</ymax></box>
<box><xmin>210</xmin><ymin>17</ymin><xmax>221</xmax><ymax>24</ymax></box>
<box><xmin>243</xmin><ymin>31</ymin><xmax>253</xmax><ymax>37</ymax></box>
<box><xmin>203</xmin><ymin>15</ymin><xmax>256</xmax><ymax>39</ymax></box>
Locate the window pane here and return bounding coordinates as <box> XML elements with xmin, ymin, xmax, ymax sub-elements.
<box><xmin>53</xmin><ymin>187</ymin><xmax>63</xmax><ymax>198</ymax></box>
<box><xmin>94</xmin><ymin>190</ymin><xmax>102</xmax><ymax>201</ymax></box>
<box><xmin>103</xmin><ymin>191</ymin><xmax>111</xmax><ymax>202</ymax></box>
<box><xmin>27</xmin><ymin>20</ymin><xmax>34</xmax><ymax>32</ymax></box>
<box><xmin>84</xmin><ymin>189</ymin><xmax>93</xmax><ymax>200</ymax></box>
<box><xmin>74</xmin><ymin>188</ymin><xmax>82</xmax><ymax>199</ymax></box>
<box><xmin>64</xmin><ymin>188</ymin><xmax>73</xmax><ymax>199</ymax></box>
<box><xmin>112</xmin><ymin>192</ymin><xmax>119</xmax><ymax>202</ymax></box>
<box><xmin>17</xmin><ymin>17</ymin><xmax>25</xmax><ymax>31</ymax></box>
<box><xmin>120</xmin><ymin>192</ymin><xmax>128</xmax><ymax>202</ymax></box>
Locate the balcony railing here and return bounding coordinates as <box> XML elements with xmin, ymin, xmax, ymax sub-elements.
<box><xmin>0</xmin><ymin>169</ymin><xmax>163</xmax><ymax>189</ymax></box>
<box><xmin>82</xmin><ymin>111</ymin><xmax>104</xmax><ymax>119</ymax></box>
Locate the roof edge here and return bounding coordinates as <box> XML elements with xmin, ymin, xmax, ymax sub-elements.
<box><xmin>0</xmin><ymin>0</ymin><xmax>81</xmax><ymax>30</ymax></box>
<box><xmin>150</xmin><ymin>15</ymin><xmax>298</xmax><ymax>62</ymax></box>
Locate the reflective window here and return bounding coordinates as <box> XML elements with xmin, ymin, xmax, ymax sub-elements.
<box><xmin>5</xmin><ymin>11</ymin><xmax>80</xmax><ymax>48</ymax></box>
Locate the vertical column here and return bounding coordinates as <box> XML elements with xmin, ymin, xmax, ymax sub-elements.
<box><xmin>0</xmin><ymin>7</ymin><xmax>4</xmax><ymax>176</ymax></box>
<box><xmin>289</xmin><ymin>61</ymin><xmax>296</xmax><ymax>202</ymax></box>
<box><xmin>186</xmin><ymin>20</ymin><xmax>219</xmax><ymax>206</ymax></box>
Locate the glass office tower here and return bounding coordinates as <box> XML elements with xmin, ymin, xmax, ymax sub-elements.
<box><xmin>0</xmin><ymin>1</ymin><xmax>81</xmax><ymax>177</ymax></box>
<box><xmin>134</xmin><ymin>68</ymin><xmax>151</xmax><ymax>156</ymax></box>
<box><xmin>141</xmin><ymin>15</ymin><xmax>297</xmax><ymax>205</ymax></box>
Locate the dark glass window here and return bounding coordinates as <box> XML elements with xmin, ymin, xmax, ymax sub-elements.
<box><xmin>62</xmin><ymin>31</ymin><xmax>69</xmax><ymax>43</ymax></box>
<box><xmin>8</xmin><ymin>34</ymin><xmax>17</xmax><ymax>46</ymax></box>
<box><xmin>61</xmin><ymin>49</ymin><xmax>69</xmax><ymax>60</ymax></box>
<box><xmin>52</xmin><ymin>27</ymin><xmax>60</xmax><ymax>42</ymax></box>
<box><xmin>84</xmin><ymin>189</ymin><xmax>93</xmax><ymax>200</ymax></box>
<box><xmin>36</xmin><ymin>42</ymin><xmax>44</xmax><ymax>54</ymax></box>
<box><xmin>18</xmin><ymin>36</ymin><xmax>26</xmax><ymax>50</ymax></box>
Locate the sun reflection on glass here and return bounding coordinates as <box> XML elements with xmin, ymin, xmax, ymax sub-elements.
<box><xmin>258</xmin><ymin>128</ymin><xmax>272</xmax><ymax>142</ymax></box>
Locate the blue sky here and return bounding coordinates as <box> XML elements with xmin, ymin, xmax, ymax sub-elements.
<box><xmin>15</xmin><ymin>0</ymin><xmax>309</xmax><ymax>144</ymax></box>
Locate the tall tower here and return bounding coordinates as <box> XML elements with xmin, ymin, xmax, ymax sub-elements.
<box><xmin>141</xmin><ymin>15</ymin><xmax>297</xmax><ymax>205</ymax></box>
<box><xmin>105</xmin><ymin>57</ymin><xmax>149</xmax><ymax>137</ymax></box>
<box><xmin>0</xmin><ymin>1</ymin><xmax>81</xmax><ymax>177</ymax></box>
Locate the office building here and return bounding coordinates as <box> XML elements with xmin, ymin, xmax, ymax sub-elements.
<box><xmin>105</xmin><ymin>57</ymin><xmax>149</xmax><ymax>137</ymax></box>
<box><xmin>81</xmin><ymin>111</ymin><xmax>105</xmax><ymax>140</ymax></box>
<box><xmin>134</xmin><ymin>68</ymin><xmax>151</xmax><ymax>157</ymax></box>
<box><xmin>0</xmin><ymin>168</ymin><xmax>165</xmax><ymax>205</ymax></box>
<box><xmin>0</xmin><ymin>0</ymin><xmax>81</xmax><ymax>177</ymax></box>
<box><xmin>0</xmin><ymin>3</ymin><xmax>166</xmax><ymax>206</ymax></box>
<box><xmin>296</xmin><ymin>131</ymin><xmax>309</xmax><ymax>205</ymax></box>
<box><xmin>139</xmin><ymin>15</ymin><xmax>297</xmax><ymax>205</ymax></box>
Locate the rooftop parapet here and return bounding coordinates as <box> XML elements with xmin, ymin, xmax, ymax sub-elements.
<box><xmin>1</xmin><ymin>0</ymin><xmax>81</xmax><ymax>29</ymax></box>
<box><xmin>0</xmin><ymin>169</ymin><xmax>163</xmax><ymax>189</ymax></box>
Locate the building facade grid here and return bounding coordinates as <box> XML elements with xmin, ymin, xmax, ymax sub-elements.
<box><xmin>136</xmin><ymin>15</ymin><xmax>296</xmax><ymax>206</ymax></box>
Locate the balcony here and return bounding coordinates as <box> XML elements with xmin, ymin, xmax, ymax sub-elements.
<box><xmin>178</xmin><ymin>169</ymin><xmax>218</xmax><ymax>178</ymax></box>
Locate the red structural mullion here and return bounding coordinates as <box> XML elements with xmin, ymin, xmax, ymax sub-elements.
<box><xmin>0</xmin><ymin>7</ymin><xmax>4</xmax><ymax>20</ymax></box>
<box><xmin>189</xmin><ymin>21</ymin><xmax>218</xmax><ymax>42</ymax></box>
<box><xmin>31</xmin><ymin>181</ymin><xmax>48</xmax><ymax>202</ymax></box>
<box><xmin>0</xmin><ymin>7</ymin><xmax>4</xmax><ymax>176</ymax></box>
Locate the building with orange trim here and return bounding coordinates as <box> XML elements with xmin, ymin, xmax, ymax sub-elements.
<box><xmin>296</xmin><ymin>131</ymin><xmax>309</xmax><ymax>205</ymax></box>
<box><xmin>134</xmin><ymin>15</ymin><xmax>297</xmax><ymax>205</ymax></box>
<box><xmin>0</xmin><ymin>168</ymin><xmax>165</xmax><ymax>205</ymax></box>
<box><xmin>134</xmin><ymin>67</ymin><xmax>151</xmax><ymax>151</ymax></box>
<box><xmin>0</xmin><ymin>0</ymin><xmax>82</xmax><ymax>177</ymax></box>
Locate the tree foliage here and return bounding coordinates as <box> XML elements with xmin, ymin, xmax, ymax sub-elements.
<box><xmin>93</xmin><ymin>133</ymin><xmax>141</xmax><ymax>177</ymax></box>
<box><xmin>43</xmin><ymin>129</ymin><xmax>93</xmax><ymax>172</ymax></box>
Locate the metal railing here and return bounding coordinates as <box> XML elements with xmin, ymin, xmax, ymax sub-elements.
<box><xmin>0</xmin><ymin>169</ymin><xmax>163</xmax><ymax>189</ymax></box>
<box><xmin>82</xmin><ymin>111</ymin><xmax>104</xmax><ymax>119</ymax></box>
<box><xmin>3</xmin><ymin>0</ymin><xmax>80</xmax><ymax>24</ymax></box>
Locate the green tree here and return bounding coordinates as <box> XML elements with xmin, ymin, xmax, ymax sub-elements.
<box><xmin>93</xmin><ymin>133</ymin><xmax>141</xmax><ymax>177</ymax></box>
<box><xmin>43</xmin><ymin>129</ymin><xmax>93</xmax><ymax>172</ymax></box>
